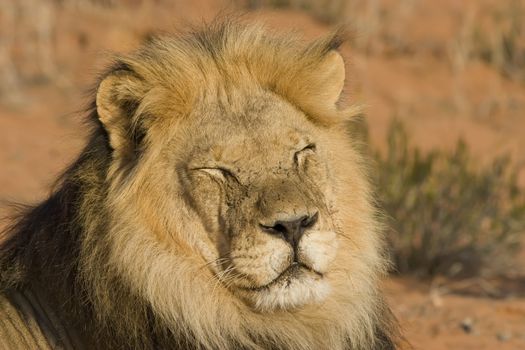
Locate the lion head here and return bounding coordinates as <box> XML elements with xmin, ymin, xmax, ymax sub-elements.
<box><xmin>1</xmin><ymin>21</ymin><xmax>397</xmax><ymax>350</ymax></box>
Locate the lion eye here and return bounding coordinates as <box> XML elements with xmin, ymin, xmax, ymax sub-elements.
<box><xmin>294</xmin><ymin>143</ymin><xmax>316</xmax><ymax>165</ymax></box>
<box><xmin>191</xmin><ymin>167</ymin><xmax>238</xmax><ymax>181</ymax></box>
<box><xmin>197</xmin><ymin>168</ymin><xmax>226</xmax><ymax>178</ymax></box>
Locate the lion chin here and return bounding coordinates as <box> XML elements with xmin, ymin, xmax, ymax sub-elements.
<box><xmin>237</xmin><ymin>263</ymin><xmax>331</xmax><ymax>311</ymax></box>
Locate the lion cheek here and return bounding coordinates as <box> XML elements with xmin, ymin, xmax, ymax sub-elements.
<box><xmin>230</xmin><ymin>244</ymin><xmax>290</xmax><ymax>287</ymax></box>
<box><xmin>298</xmin><ymin>230</ymin><xmax>339</xmax><ymax>273</ymax></box>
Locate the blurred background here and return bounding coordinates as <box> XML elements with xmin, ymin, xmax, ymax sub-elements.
<box><xmin>0</xmin><ymin>0</ymin><xmax>524</xmax><ymax>348</ymax></box>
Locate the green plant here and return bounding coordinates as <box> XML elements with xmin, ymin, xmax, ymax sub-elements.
<box><xmin>374</xmin><ymin>119</ymin><xmax>525</xmax><ymax>278</ymax></box>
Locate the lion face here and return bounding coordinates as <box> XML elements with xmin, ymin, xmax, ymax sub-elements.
<box><xmin>92</xmin><ymin>25</ymin><xmax>393</xmax><ymax>348</ymax></box>
<box><xmin>177</xmin><ymin>91</ymin><xmax>339</xmax><ymax>311</ymax></box>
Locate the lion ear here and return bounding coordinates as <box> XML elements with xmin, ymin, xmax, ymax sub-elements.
<box><xmin>96</xmin><ymin>70</ymin><xmax>147</xmax><ymax>158</ymax></box>
<box><xmin>312</xmin><ymin>50</ymin><xmax>346</xmax><ymax>107</ymax></box>
<box><xmin>286</xmin><ymin>48</ymin><xmax>347</xmax><ymax>125</ymax></box>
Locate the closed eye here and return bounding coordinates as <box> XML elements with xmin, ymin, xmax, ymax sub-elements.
<box><xmin>190</xmin><ymin>166</ymin><xmax>240</xmax><ymax>183</ymax></box>
<box><xmin>294</xmin><ymin>143</ymin><xmax>316</xmax><ymax>165</ymax></box>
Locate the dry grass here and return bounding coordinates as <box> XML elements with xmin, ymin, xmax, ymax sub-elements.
<box><xmin>243</xmin><ymin>0</ymin><xmax>348</xmax><ymax>23</ymax></box>
<box><xmin>469</xmin><ymin>0</ymin><xmax>525</xmax><ymax>83</ymax></box>
<box><xmin>249</xmin><ymin>0</ymin><xmax>525</xmax><ymax>83</ymax></box>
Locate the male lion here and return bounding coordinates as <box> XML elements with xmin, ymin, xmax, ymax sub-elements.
<box><xmin>0</xmin><ymin>21</ymin><xmax>398</xmax><ymax>349</ymax></box>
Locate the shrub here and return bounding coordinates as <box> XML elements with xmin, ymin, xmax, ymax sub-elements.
<box><xmin>367</xmin><ymin>119</ymin><xmax>525</xmax><ymax>278</ymax></box>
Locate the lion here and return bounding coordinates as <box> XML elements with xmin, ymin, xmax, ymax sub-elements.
<box><xmin>0</xmin><ymin>20</ymin><xmax>399</xmax><ymax>349</ymax></box>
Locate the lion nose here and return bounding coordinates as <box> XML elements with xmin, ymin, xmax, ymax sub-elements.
<box><xmin>260</xmin><ymin>212</ymin><xmax>318</xmax><ymax>250</ymax></box>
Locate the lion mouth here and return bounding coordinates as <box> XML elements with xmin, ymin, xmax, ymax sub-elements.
<box><xmin>242</xmin><ymin>262</ymin><xmax>323</xmax><ymax>292</ymax></box>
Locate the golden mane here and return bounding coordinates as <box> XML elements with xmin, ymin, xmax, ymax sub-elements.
<box><xmin>0</xmin><ymin>20</ymin><xmax>398</xmax><ymax>350</ymax></box>
<box><xmin>105</xmin><ymin>19</ymin><xmax>358</xmax><ymax>126</ymax></box>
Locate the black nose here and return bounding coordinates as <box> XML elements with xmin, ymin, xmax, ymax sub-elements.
<box><xmin>260</xmin><ymin>212</ymin><xmax>318</xmax><ymax>250</ymax></box>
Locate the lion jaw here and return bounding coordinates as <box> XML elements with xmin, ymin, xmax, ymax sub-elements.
<box><xmin>223</xmin><ymin>227</ymin><xmax>339</xmax><ymax>312</ymax></box>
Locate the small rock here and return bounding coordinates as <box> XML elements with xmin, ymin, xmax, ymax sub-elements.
<box><xmin>460</xmin><ymin>318</ymin><xmax>474</xmax><ymax>334</ymax></box>
<box><xmin>496</xmin><ymin>332</ymin><xmax>511</xmax><ymax>342</ymax></box>
<box><xmin>430</xmin><ymin>289</ymin><xmax>443</xmax><ymax>308</ymax></box>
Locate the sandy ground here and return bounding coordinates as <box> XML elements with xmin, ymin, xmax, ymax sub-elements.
<box><xmin>0</xmin><ymin>1</ymin><xmax>524</xmax><ymax>348</ymax></box>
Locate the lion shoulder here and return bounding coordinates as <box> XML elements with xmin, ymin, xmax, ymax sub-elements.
<box><xmin>0</xmin><ymin>288</ymin><xmax>85</xmax><ymax>350</ymax></box>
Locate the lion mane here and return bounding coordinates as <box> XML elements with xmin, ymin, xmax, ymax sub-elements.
<box><xmin>0</xmin><ymin>20</ymin><xmax>399</xmax><ymax>349</ymax></box>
